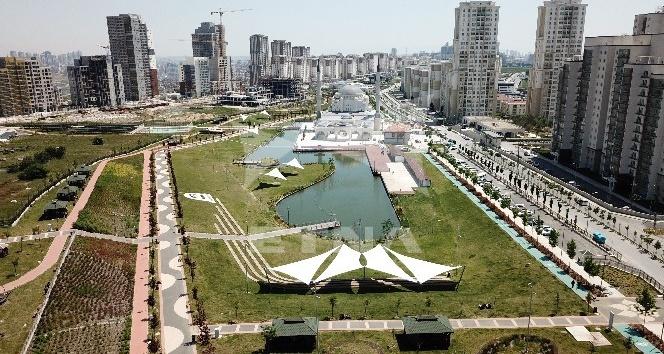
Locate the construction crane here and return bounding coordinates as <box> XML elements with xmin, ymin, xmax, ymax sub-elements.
<box><xmin>210</xmin><ymin>8</ymin><xmax>253</xmax><ymax>25</ymax></box>
<box><xmin>98</xmin><ymin>44</ymin><xmax>110</xmax><ymax>56</ymax></box>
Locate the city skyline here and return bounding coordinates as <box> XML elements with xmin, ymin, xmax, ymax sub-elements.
<box><xmin>1</xmin><ymin>0</ymin><xmax>661</xmax><ymax>58</ymax></box>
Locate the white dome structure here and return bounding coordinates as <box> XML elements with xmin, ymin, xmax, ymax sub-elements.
<box><xmin>330</xmin><ymin>84</ymin><xmax>371</xmax><ymax>113</ymax></box>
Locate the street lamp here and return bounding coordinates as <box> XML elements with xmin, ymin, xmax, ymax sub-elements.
<box><xmin>525</xmin><ymin>282</ymin><xmax>535</xmax><ymax>353</ymax></box>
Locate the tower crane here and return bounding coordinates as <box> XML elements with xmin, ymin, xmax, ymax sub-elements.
<box><xmin>98</xmin><ymin>44</ymin><xmax>110</xmax><ymax>56</ymax></box>
<box><xmin>210</xmin><ymin>8</ymin><xmax>253</xmax><ymax>25</ymax></box>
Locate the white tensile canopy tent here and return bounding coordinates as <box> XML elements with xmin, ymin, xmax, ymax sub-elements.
<box><xmin>265</xmin><ymin>168</ymin><xmax>287</xmax><ymax>181</ymax></box>
<box><xmin>284</xmin><ymin>158</ymin><xmax>304</xmax><ymax>170</ymax></box>
<box><xmin>271</xmin><ymin>246</ymin><xmax>340</xmax><ymax>284</ymax></box>
<box><xmin>385</xmin><ymin>247</ymin><xmax>461</xmax><ymax>283</ymax></box>
<box><xmin>362</xmin><ymin>245</ymin><xmax>416</xmax><ymax>282</ymax></box>
<box><xmin>270</xmin><ymin>244</ymin><xmax>459</xmax><ymax>284</ymax></box>
<box><xmin>313</xmin><ymin>244</ymin><xmax>363</xmax><ymax>283</ymax></box>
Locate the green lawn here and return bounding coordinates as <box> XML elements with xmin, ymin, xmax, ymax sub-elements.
<box><xmin>74</xmin><ymin>154</ymin><xmax>143</xmax><ymax>237</ymax></box>
<box><xmin>1</xmin><ymin>183</ymin><xmax>69</xmax><ymax>237</ymax></box>
<box><xmin>0</xmin><ymin>133</ymin><xmax>163</xmax><ymax>225</ymax></box>
<box><xmin>211</xmin><ymin>327</ymin><xmax>629</xmax><ymax>353</ymax></box>
<box><xmin>0</xmin><ymin>238</ymin><xmax>51</xmax><ymax>285</ymax></box>
<box><xmin>188</xmin><ymin>153</ymin><xmax>585</xmax><ymax>323</ymax></box>
<box><xmin>188</xmin><ymin>106</ymin><xmax>240</xmax><ymax>117</ymax></box>
<box><xmin>0</xmin><ymin>270</ymin><xmax>52</xmax><ymax>354</ymax></box>
<box><xmin>172</xmin><ymin>130</ymin><xmax>334</xmax><ymax>234</ymax></box>
<box><xmin>601</xmin><ymin>266</ymin><xmax>660</xmax><ymax>297</ymax></box>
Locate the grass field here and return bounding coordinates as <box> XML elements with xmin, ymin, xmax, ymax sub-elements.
<box><xmin>30</xmin><ymin>237</ymin><xmax>135</xmax><ymax>353</ymax></box>
<box><xmin>74</xmin><ymin>154</ymin><xmax>143</xmax><ymax>237</ymax></box>
<box><xmin>172</xmin><ymin>130</ymin><xmax>334</xmax><ymax>234</ymax></box>
<box><xmin>188</xmin><ymin>154</ymin><xmax>585</xmax><ymax>323</ymax></box>
<box><xmin>0</xmin><ymin>270</ymin><xmax>52</xmax><ymax>354</ymax></box>
<box><xmin>601</xmin><ymin>266</ymin><xmax>660</xmax><ymax>297</ymax></box>
<box><xmin>0</xmin><ymin>133</ymin><xmax>163</xmax><ymax>224</ymax></box>
<box><xmin>189</xmin><ymin>106</ymin><xmax>240</xmax><ymax>117</ymax></box>
<box><xmin>1</xmin><ymin>183</ymin><xmax>69</xmax><ymax>236</ymax></box>
<box><xmin>212</xmin><ymin>327</ymin><xmax>628</xmax><ymax>354</ymax></box>
<box><xmin>0</xmin><ymin>238</ymin><xmax>51</xmax><ymax>285</ymax></box>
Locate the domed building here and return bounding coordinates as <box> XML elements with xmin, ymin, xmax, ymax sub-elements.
<box><xmin>303</xmin><ymin>84</ymin><xmax>382</xmax><ymax>142</ymax></box>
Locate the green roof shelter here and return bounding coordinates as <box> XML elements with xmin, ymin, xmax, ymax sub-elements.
<box><xmin>267</xmin><ymin>317</ymin><xmax>318</xmax><ymax>352</ymax></box>
<box><xmin>42</xmin><ymin>200</ymin><xmax>68</xmax><ymax>219</ymax></box>
<box><xmin>67</xmin><ymin>174</ymin><xmax>87</xmax><ymax>187</ymax></box>
<box><xmin>399</xmin><ymin>315</ymin><xmax>454</xmax><ymax>350</ymax></box>
<box><xmin>57</xmin><ymin>186</ymin><xmax>79</xmax><ymax>201</ymax></box>
<box><xmin>75</xmin><ymin>165</ymin><xmax>93</xmax><ymax>176</ymax></box>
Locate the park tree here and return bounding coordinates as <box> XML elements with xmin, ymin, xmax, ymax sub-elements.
<box><xmin>548</xmin><ymin>230</ymin><xmax>559</xmax><ymax>247</ymax></box>
<box><xmin>262</xmin><ymin>325</ymin><xmax>276</xmax><ymax>353</ymax></box>
<box><xmin>635</xmin><ymin>287</ymin><xmax>658</xmax><ymax>324</ymax></box>
<box><xmin>655</xmin><ymin>240</ymin><xmax>662</xmax><ymax>256</ymax></box>
<box><xmin>567</xmin><ymin>240</ymin><xmax>577</xmax><ymax>260</ymax></box>
<box><xmin>424</xmin><ymin>297</ymin><xmax>433</xmax><ymax>314</ymax></box>
<box><xmin>364</xmin><ymin>299</ymin><xmax>370</xmax><ymax>318</ymax></box>
<box><xmin>329</xmin><ymin>296</ymin><xmax>338</xmax><ymax>318</ymax></box>
<box><xmin>92</xmin><ymin>136</ymin><xmax>104</xmax><ymax>145</ymax></box>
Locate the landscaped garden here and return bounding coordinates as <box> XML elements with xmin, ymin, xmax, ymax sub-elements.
<box><xmin>600</xmin><ymin>266</ymin><xmax>661</xmax><ymax>297</ymax></box>
<box><xmin>0</xmin><ymin>237</ymin><xmax>51</xmax><ymax>285</ymax></box>
<box><xmin>184</xmin><ymin>152</ymin><xmax>586</xmax><ymax>324</ymax></box>
<box><xmin>172</xmin><ymin>130</ymin><xmax>334</xmax><ymax>234</ymax></box>
<box><xmin>74</xmin><ymin>154</ymin><xmax>144</xmax><ymax>237</ymax></box>
<box><xmin>30</xmin><ymin>237</ymin><xmax>135</xmax><ymax>353</ymax></box>
<box><xmin>0</xmin><ymin>133</ymin><xmax>164</xmax><ymax>227</ymax></box>
<box><xmin>211</xmin><ymin>327</ymin><xmax>629</xmax><ymax>353</ymax></box>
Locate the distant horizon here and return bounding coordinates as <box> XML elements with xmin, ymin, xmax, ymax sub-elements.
<box><xmin>1</xmin><ymin>0</ymin><xmax>661</xmax><ymax>58</ymax></box>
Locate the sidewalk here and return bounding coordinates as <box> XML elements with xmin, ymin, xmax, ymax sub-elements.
<box><xmin>129</xmin><ymin>150</ymin><xmax>152</xmax><ymax>354</ymax></box>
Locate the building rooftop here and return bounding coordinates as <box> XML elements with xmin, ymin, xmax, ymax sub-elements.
<box><xmin>402</xmin><ymin>315</ymin><xmax>454</xmax><ymax>335</ymax></box>
<box><xmin>271</xmin><ymin>317</ymin><xmax>318</xmax><ymax>337</ymax></box>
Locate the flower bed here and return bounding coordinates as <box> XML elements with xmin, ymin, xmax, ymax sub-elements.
<box><xmin>478</xmin><ymin>334</ymin><xmax>557</xmax><ymax>354</ymax></box>
<box><xmin>631</xmin><ymin>324</ymin><xmax>664</xmax><ymax>352</ymax></box>
<box><xmin>30</xmin><ymin>237</ymin><xmax>135</xmax><ymax>353</ymax></box>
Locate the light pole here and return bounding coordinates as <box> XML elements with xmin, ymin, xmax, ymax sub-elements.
<box><xmin>244</xmin><ymin>243</ymin><xmax>249</xmax><ymax>294</ymax></box>
<box><xmin>525</xmin><ymin>282</ymin><xmax>535</xmax><ymax>353</ymax></box>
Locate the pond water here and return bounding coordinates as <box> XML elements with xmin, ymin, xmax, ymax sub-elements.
<box><xmin>246</xmin><ymin>129</ymin><xmax>400</xmax><ymax>240</ymax></box>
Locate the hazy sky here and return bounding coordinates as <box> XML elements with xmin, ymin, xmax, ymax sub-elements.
<box><xmin>1</xmin><ymin>0</ymin><xmax>661</xmax><ymax>57</ymax></box>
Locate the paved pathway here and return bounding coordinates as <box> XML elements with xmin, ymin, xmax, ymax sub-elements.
<box><xmin>130</xmin><ymin>150</ymin><xmax>153</xmax><ymax>354</ymax></box>
<box><xmin>186</xmin><ymin>221</ymin><xmax>340</xmax><ymax>241</ymax></box>
<box><xmin>206</xmin><ymin>315</ymin><xmax>611</xmax><ymax>336</ymax></box>
<box><xmin>155</xmin><ymin>150</ymin><xmax>195</xmax><ymax>354</ymax></box>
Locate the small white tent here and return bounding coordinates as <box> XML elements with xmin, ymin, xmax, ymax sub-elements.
<box><xmin>362</xmin><ymin>245</ymin><xmax>415</xmax><ymax>282</ymax></box>
<box><xmin>265</xmin><ymin>168</ymin><xmax>287</xmax><ymax>181</ymax></box>
<box><xmin>284</xmin><ymin>158</ymin><xmax>304</xmax><ymax>170</ymax></box>
<box><xmin>385</xmin><ymin>247</ymin><xmax>460</xmax><ymax>283</ymax></box>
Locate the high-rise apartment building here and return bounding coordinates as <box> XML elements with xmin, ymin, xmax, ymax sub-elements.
<box><xmin>106</xmin><ymin>14</ymin><xmax>152</xmax><ymax>101</ymax></box>
<box><xmin>552</xmin><ymin>11</ymin><xmax>664</xmax><ymax>202</ymax></box>
<box><xmin>147</xmin><ymin>30</ymin><xmax>159</xmax><ymax>97</ymax></box>
<box><xmin>249</xmin><ymin>34</ymin><xmax>269</xmax><ymax>86</ymax></box>
<box><xmin>270</xmin><ymin>40</ymin><xmax>292</xmax><ymax>78</ymax></box>
<box><xmin>527</xmin><ymin>0</ymin><xmax>586</xmax><ymax>120</ymax></box>
<box><xmin>0</xmin><ymin>57</ymin><xmax>58</xmax><ymax>117</ymax></box>
<box><xmin>292</xmin><ymin>46</ymin><xmax>310</xmax><ymax>58</ymax></box>
<box><xmin>452</xmin><ymin>1</ymin><xmax>500</xmax><ymax>117</ymax></box>
<box><xmin>191</xmin><ymin>22</ymin><xmax>230</xmax><ymax>93</ymax></box>
<box><xmin>271</xmin><ymin>40</ymin><xmax>292</xmax><ymax>58</ymax></box>
<box><xmin>67</xmin><ymin>55</ymin><xmax>125</xmax><ymax>108</ymax></box>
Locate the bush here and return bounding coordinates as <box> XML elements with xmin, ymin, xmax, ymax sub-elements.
<box><xmin>18</xmin><ymin>163</ymin><xmax>48</xmax><ymax>180</ymax></box>
<box><xmin>92</xmin><ymin>136</ymin><xmax>105</xmax><ymax>145</ymax></box>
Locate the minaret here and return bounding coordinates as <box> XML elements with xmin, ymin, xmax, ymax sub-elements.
<box><xmin>316</xmin><ymin>58</ymin><xmax>322</xmax><ymax>119</ymax></box>
<box><xmin>373</xmin><ymin>64</ymin><xmax>382</xmax><ymax>131</ymax></box>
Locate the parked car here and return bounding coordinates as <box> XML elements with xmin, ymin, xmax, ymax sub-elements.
<box><xmin>592</xmin><ymin>231</ymin><xmax>607</xmax><ymax>245</ymax></box>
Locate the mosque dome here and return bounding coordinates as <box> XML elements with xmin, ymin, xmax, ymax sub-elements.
<box><xmin>339</xmin><ymin>84</ymin><xmax>364</xmax><ymax>97</ymax></box>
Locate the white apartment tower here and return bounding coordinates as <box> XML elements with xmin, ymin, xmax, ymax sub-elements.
<box><xmin>191</xmin><ymin>22</ymin><xmax>230</xmax><ymax>93</ymax></box>
<box><xmin>452</xmin><ymin>1</ymin><xmax>500</xmax><ymax>117</ymax></box>
<box><xmin>249</xmin><ymin>34</ymin><xmax>269</xmax><ymax>86</ymax></box>
<box><xmin>527</xmin><ymin>0</ymin><xmax>587</xmax><ymax>120</ymax></box>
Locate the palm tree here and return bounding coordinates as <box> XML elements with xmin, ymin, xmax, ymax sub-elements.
<box><xmin>329</xmin><ymin>296</ymin><xmax>338</xmax><ymax>318</ymax></box>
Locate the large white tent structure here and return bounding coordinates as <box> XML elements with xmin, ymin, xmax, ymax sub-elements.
<box><xmin>271</xmin><ymin>246</ymin><xmax>340</xmax><ymax>284</ymax></box>
<box><xmin>270</xmin><ymin>244</ymin><xmax>458</xmax><ymax>285</ymax></box>
<box><xmin>385</xmin><ymin>247</ymin><xmax>461</xmax><ymax>283</ymax></box>
<box><xmin>362</xmin><ymin>245</ymin><xmax>416</xmax><ymax>282</ymax></box>
<box><xmin>313</xmin><ymin>244</ymin><xmax>363</xmax><ymax>283</ymax></box>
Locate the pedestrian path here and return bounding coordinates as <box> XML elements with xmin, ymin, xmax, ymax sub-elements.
<box><xmin>206</xmin><ymin>315</ymin><xmax>609</xmax><ymax>336</ymax></box>
<box><xmin>186</xmin><ymin>221</ymin><xmax>340</xmax><ymax>241</ymax></box>
<box><xmin>155</xmin><ymin>151</ymin><xmax>195</xmax><ymax>354</ymax></box>
<box><xmin>129</xmin><ymin>150</ymin><xmax>153</xmax><ymax>354</ymax></box>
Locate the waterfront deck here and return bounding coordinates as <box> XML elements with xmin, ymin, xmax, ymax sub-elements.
<box><xmin>365</xmin><ymin>145</ymin><xmax>390</xmax><ymax>174</ymax></box>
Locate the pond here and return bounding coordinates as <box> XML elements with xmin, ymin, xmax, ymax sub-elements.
<box><xmin>246</xmin><ymin>129</ymin><xmax>400</xmax><ymax>240</ymax></box>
